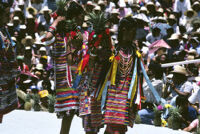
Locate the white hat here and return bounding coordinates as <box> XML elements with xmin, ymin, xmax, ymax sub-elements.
<box><xmin>157</xmin><ymin>8</ymin><xmax>164</xmax><ymax>13</ymax></box>
<box><xmin>94</xmin><ymin>6</ymin><xmax>101</xmax><ymax>11</ymax></box>
<box><xmin>40</xmin><ymin>6</ymin><xmax>52</xmax><ymax>14</ymax></box>
<box><xmin>168</xmin><ymin>33</ymin><xmax>179</xmax><ymax>40</ymax></box>
<box><xmin>146</xmin><ymin>2</ymin><xmax>155</xmax><ymax>8</ymax></box>
<box><xmin>82</xmin><ymin>22</ymin><xmax>88</xmax><ymax>28</ymax></box>
<box><xmin>18</xmin><ymin>0</ymin><xmax>24</xmax><ymax>5</ymax></box>
<box><xmin>36</xmin><ymin>64</ymin><xmax>43</xmax><ymax>70</ymax></box>
<box><xmin>171</xmin><ymin>65</ymin><xmax>188</xmax><ymax>76</ymax></box>
<box><xmin>7</xmin><ymin>22</ymin><xmax>13</xmax><ymax>27</ymax></box>
<box><xmin>19</xmin><ymin>24</ymin><xmax>26</xmax><ymax>29</ymax></box>
<box><xmin>11</xmin><ymin>37</ymin><xmax>17</xmax><ymax>42</ymax></box>
<box><xmin>98</xmin><ymin>0</ymin><xmax>105</xmax><ymax>5</ymax></box>
<box><xmin>111</xmin><ymin>9</ymin><xmax>120</xmax><ymax>14</ymax></box>
<box><xmin>13</xmin><ymin>16</ymin><xmax>20</xmax><ymax>21</ymax></box>
<box><xmin>39</xmin><ymin>47</ymin><xmax>46</xmax><ymax>51</ymax></box>
<box><xmin>140</xmin><ymin>6</ymin><xmax>147</xmax><ymax>12</ymax></box>
<box><xmin>26</xmin><ymin>14</ymin><xmax>34</xmax><ymax>19</ymax></box>
<box><xmin>118</xmin><ymin>0</ymin><xmax>126</xmax><ymax>8</ymax></box>
<box><xmin>168</xmin><ymin>14</ymin><xmax>176</xmax><ymax>20</ymax></box>
<box><xmin>14</xmin><ymin>7</ymin><xmax>22</xmax><ymax>12</ymax></box>
<box><xmin>87</xmin><ymin>1</ymin><xmax>94</xmax><ymax>6</ymax></box>
<box><xmin>25</xmin><ymin>46</ymin><xmax>31</xmax><ymax>50</ymax></box>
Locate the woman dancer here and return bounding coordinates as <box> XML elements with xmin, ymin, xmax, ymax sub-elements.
<box><xmin>104</xmin><ymin>16</ymin><xmax>143</xmax><ymax>134</ymax></box>
<box><xmin>44</xmin><ymin>1</ymin><xmax>85</xmax><ymax>134</ymax></box>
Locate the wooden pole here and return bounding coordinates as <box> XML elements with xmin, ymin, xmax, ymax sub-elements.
<box><xmin>161</xmin><ymin>59</ymin><xmax>200</xmax><ymax>68</ymax></box>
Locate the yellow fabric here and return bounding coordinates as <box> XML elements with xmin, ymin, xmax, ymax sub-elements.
<box><xmin>136</xmin><ymin>50</ymin><xmax>141</xmax><ymax>58</ymax></box>
<box><xmin>109</xmin><ymin>53</ymin><xmax>115</xmax><ymax>62</ymax></box>
<box><xmin>38</xmin><ymin>90</ymin><xmax>49</xmax><ymax>98</ymax></box>
<box><xmin>111</xmin><ymin>58</ymin><xmax>118</xmax><ymax>85</ymax></box>
<box><xmin>77</xmin><ymin>59</ymin><xmax>83</xmax><ymax>75</ymax></box>
<box><xmin>130</xmin><ymin>74</ymin><xmax>138</xmax><ymax>106</ymax></box>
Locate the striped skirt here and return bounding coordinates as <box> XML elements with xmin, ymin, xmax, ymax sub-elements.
<box><xmin>54</xmin><ymin>34</ymin><xmax>79</xmax><ymax>114</ymax></box>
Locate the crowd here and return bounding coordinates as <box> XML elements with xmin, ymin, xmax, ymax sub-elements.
<box><xmin>1</xmin><ymin>0</ymin><xmax>200</xmax><ymax>133</ymax></box>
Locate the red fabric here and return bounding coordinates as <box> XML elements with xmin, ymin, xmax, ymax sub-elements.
<box><xmin>81</xmin><ymin>54</ymin><xmax>90</xmax><ymax>72</ymax></box>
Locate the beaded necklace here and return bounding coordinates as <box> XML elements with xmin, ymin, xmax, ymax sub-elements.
<box><xmin>118</xmin><ymin>49</ymin><xmax>133</xmax><ymax>77</ymax></box>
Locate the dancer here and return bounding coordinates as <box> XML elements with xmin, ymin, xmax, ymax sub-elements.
<box><xmin>0</xmin><ymin>0</ymin><xmax>19</xmax><ymax>123</ymax></box>
<box><xmin>103</xmin><ymin>16</ymin><xmax>143</xmax><ymax>134</ymax></box>
<box><xmin>77</xmin><ymin>12</ymin><xmax>112</xmax><ymax>134</ymax></box>
<box><xmin>44</xmin><ymin>1</ymin><xmax>85</xmax><ymax>134</ymax></box>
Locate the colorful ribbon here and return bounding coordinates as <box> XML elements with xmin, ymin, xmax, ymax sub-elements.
<box><xmin>128</xmin><ymin>57</ymin><xmax>138</xmax><ymax>99</ymax></box>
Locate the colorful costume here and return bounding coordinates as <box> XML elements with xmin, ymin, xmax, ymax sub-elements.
<box><xmin>0</xmin><ymin>27</ymin><xmax>18</xmax><ymax>123</ymax></box>
<box><xmin>53</xmin><ymin>32</ymin><xmax>80</xmax><ymax>116</ymax></box>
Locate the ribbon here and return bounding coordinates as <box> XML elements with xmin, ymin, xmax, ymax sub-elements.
<box><xmin>111</xmin><ymin>57</ymin><xmax>118</xmax><ymax>85</ymax></box>
<box><xmin>140</xmin><ymin>59</ymin><xmax>161</xmax><ymax>103</ymax></box>
<box><xmin>97</xmin><ymin>67</ymin><xmax>111</xmax><ymax>101</ymax></box>
<box><xmin>130</xmin><ymin>74</ymin><xmax>138</xmax><ymax>106</ymax></box>
<box><xmin>72</xmin><ymin>74</ymin><xmax>82</xmax><ymax>89</ymax></box>
<box><xmin>77</xmin><ymin>54</ymin><xmax>90</xmax><ymax>75</ymax></box>
<box><xmin>128</xmin><ymin>57</ymin><xmax>138</xmax><ymax>99</ymax></box>
<box><xmin>66</xmin><ymin>65</ymin><xmax>72</xmax><ymax>88</ymax></box>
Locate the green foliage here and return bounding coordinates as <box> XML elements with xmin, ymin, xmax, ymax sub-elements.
<box><xmin>47</xmin><ymin>95</ymin><xmax>56</xmax><ymax>113</ymax></box>
<box><xmin>168</xmin><ymin>107</ymin><xmax>182</xmax><ymax>130</ymax></box>
<box><xmin>56</xmin><ymin>0</ymin><xmax>68</xmax><ymax>16</ymax></box>
<box><xmin>32</xmin><ymin>94</ymin><xmax>41</xmax><ymax>111</ymax></box>
<box><xmin>87</xmin><ymin>12</ymin><xmax>108</xmax><ymax>34</ymax></box>
<box><xmin>153</xmin><ymin>106</ymin><xmax>162</xmax><ymax>126</ymax></box>
<box><xmin>135</xmin><ymin>113</ymin><xmax>141</xmax><ymax>124</ymax></box>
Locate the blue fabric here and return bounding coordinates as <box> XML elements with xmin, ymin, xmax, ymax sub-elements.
<box><xmin>187</xmin><ymin>106</ymin><xmax>198</xmax><ymax>122</ymax></box>
<box><xmin>72</xmin><ymin>75</ymin><xmax>82</xmax><ymax>89</ymax></box>
<box><xmin>128</xmin><ymin>57</ymin><xmax>137</xmax><ymax>99</ymax></box>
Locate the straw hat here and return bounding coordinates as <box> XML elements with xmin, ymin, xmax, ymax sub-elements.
<box><xmin>18</xmin><ymin>0</ymin><xmax>24</xmax><ymax>5</ymax></box>
<box><xmin>40</xmin><ymin>6</ymin><xmax>52</xmax><ymax>14</ymax></box>
<box><xmin>21</xmin><ymin>35</ymin><xmax>35</xmax><ymax>45</ymax></box>
<box><xmin>152</xmin><ymin>16</ymin><xmax>167</xmax><ymax>23</ymax></box>
<box><xmin>184</xmin><ymin>8</ymin><xmax>197</xmax><ymax>17</ymax></box>
<box><xmin>171</xmin><ymin>65</ymin><xmax>188</xmax><ymax>76</ymax></box>
<box><xmin>188</xmin><ymin>49</ymin><xmax>199</xmax><ymax>57</ymax></box>
<box><xmin>168</xmin><ymin>33</ymin><xmax>179</xmax><ymax>40</ymax></box>
<box><xmin>26</xmin><ymin>6</ymin><xmax>38</xmax><ymax>16</ymax></box>
<box><xmin>192</xmin><ymin>1</ymin><xmax>200</xmax><ymax>9</ymax></box>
